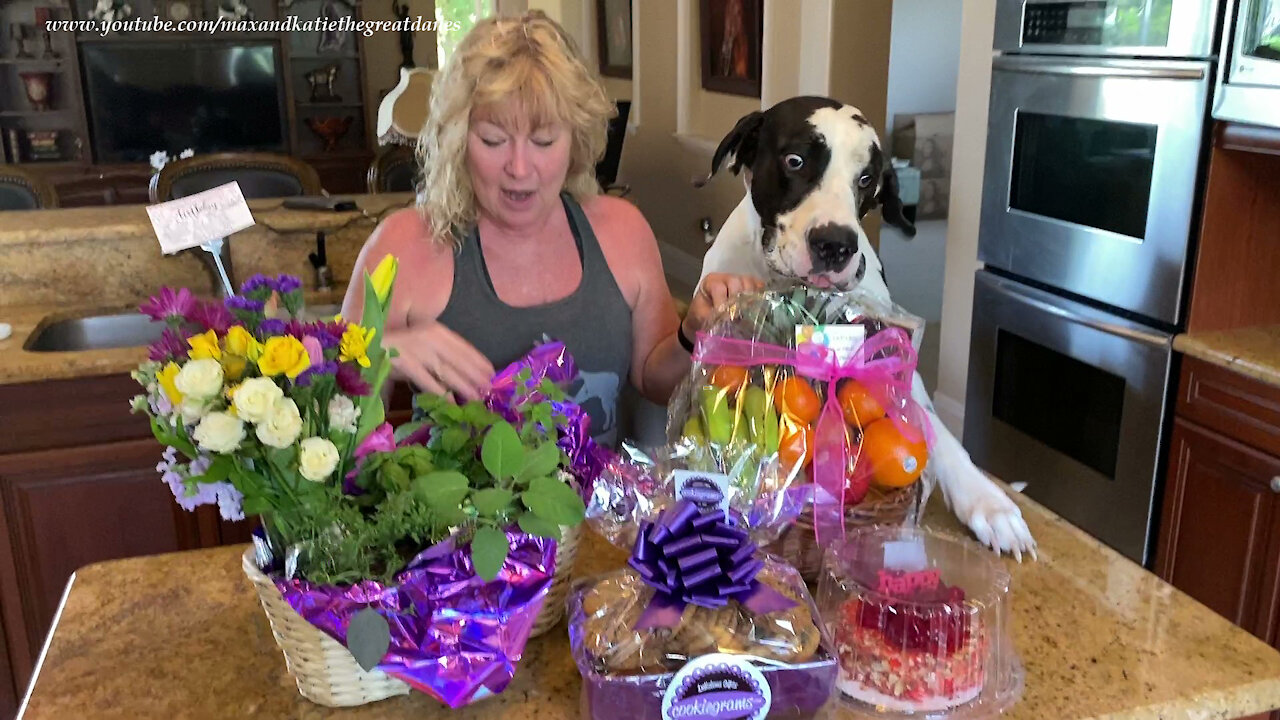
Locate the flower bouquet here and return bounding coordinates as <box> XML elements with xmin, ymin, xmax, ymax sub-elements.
<box><xmin>129</xmin><ymin>257</ymin><xmax>596</xmax><ymax>708</ymax></box>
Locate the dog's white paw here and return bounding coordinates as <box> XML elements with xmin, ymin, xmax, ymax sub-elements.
<box><xmin>945</xmin><ymin>469</ymin><xmax>1038</xmax><ymax>562</ymax></box>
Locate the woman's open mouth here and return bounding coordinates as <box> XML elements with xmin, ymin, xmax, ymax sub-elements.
<box><xmin>502</xmin><ymin>189</ymin><xmax>536</xmax><ymax>204</ymax></box>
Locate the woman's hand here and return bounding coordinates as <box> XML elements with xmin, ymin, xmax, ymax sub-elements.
<box><xmin>681</xmin><ymin>272</ymin><xmax>766</xmax><ymax>337</ymax></box>
<box><xmin>383</xmin><ymin>321</ymin><xmax>496</xmax><ymax>402</ymax></box>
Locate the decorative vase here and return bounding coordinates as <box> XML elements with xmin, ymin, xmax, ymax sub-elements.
<box><xmin>19</xmin><ymin>71</ymin><xmax>53</xmax><ymax>111</ymax></box>
<box><xmin>305</xmin><ymin>115</ymin><xmax>354</xmax><ymax>152</ymax></box>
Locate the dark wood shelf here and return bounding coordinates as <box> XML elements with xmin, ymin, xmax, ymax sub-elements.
<box><xmin>295</xmin><ymin>101</ymin><xmax>364</xmax><ymax>108</ymax></box>
<box><xmin>288</xmin><ymin>52</ymin><xmax>358</xmax><ymax>59</ymax></box>
<box><xmin>0</xmin><ymin>58</ymin><xmax>66</xmax><ymax>67</ymax></box>
<box><xmin>302</xmin><ymin>149</ymin><xmax>373</xmax><ymax>159</ymax></box>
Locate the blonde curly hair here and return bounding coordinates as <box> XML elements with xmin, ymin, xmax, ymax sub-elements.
<box><xmin>416</xmin><ymin>10</ymin><xmax>616</xmax><ymax>247</ymax></box>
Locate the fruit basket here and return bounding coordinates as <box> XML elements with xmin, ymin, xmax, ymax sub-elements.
<box><xmin>815</xmin><ymin>526</ymin><xmax>1024</xmax><ymax>718</ymax></box>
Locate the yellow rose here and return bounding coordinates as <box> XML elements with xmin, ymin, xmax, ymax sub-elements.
<box><xmin>257</xmin><ymin>336</ymin><xmax>311</xmax><ymax>379</ymax></box>
<box><xmin>370</xmin><ymin>254</ymin><xmax>398</xmax><ymax>305</ymax></box>
<box><xmin>223</xmin><ymin>325</ymin><xmax>262</xmax><ymax>361</ymax></box>
<box><xmin>157</xmin><ymin>362</ymin><xmax>183</xmax><ymax>405</ymax></box>
<box><xmin>339</xmin><ymin>324</ymin><xmax>376</xmax><ymax>368</ymax></box>
<box><xmin>221</xmin><ymin>355</ymin><xmax>247</xmax><ymax>382</ymax></box>
<box><xmin>187</xmin><ymin>329</ymin><xmax>222</xmax><ymax>360</ymax></box>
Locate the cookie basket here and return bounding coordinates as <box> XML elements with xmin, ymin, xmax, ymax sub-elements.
<box><xmin>567</xmin><ymin>559</ymin><xmax>838</xmax><ymax>720</ymax></box>
<box><xmin>815</xmin><ymin>526</ymin><xmax>1024</xmax><ymax>718</ymax></box>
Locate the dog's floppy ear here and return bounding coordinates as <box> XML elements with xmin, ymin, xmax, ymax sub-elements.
<box><xmin>694</xmin><ymin>111</ymin><xmax>764</xmax><ymax>188</ymax></box>
<box><xmin>877</xmin><ymin>165</ymin><xmax>916</xmax><ymax>238</ymax></box>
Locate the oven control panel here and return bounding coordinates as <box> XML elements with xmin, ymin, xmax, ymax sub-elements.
<box><xmin>1022</xmin><ymin>1</ymin><xmax>1107</xmax><ymax>45</ymax></box>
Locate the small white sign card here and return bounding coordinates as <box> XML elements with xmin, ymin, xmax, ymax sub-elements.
<box><xmin>795</xmin><ymin>324</ymin><xmax>867</xmax><ymax>364</ymax></box>
<box><xmin>146</xmin><ymin>181</ymin><xmax>256</xmax><ymax>255</ymax></box>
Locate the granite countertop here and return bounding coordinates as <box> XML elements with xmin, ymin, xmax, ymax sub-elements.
<box><xmin>19</xmin><ymin>489</ymin><xmax>1280</xmax><ymax>719</ymax></box>
<box><xmin>1175</xmin><ymin>325</ymin><xmax>1280</xmax><ymax>389</ymax></box>
<box><xmin>0</xmin><ymin>193</ymin><xmax>415</xmax><ymax>248</ymax></box>
<box><xmin>0</xmin><ymin>288</ymin><xmax>349</xmax><ymax>386</ymax></box>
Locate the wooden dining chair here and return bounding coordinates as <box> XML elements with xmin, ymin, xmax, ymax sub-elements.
<box><xmin>0</xmin><ymin>165</ymin><xmax>58</xmax><ymax>210</ymax></box>
<box><xmin>149</xmin><ymin>152</ymin><xmax>322</xmax><ymax>202</ymax></box>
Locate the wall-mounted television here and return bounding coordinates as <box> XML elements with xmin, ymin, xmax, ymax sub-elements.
<box><xmin>79</xmin><ymin>40</ymin><xmax>288</xmax><ymax>164</ymax></box>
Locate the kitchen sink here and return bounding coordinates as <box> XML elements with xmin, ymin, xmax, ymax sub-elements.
<box><xmin>24</xmin><ymin>312</ymin><xmax>166</xmax><ymax>353</ymax></box>
<box><xmin>24</xmin><ymin>302</ymin><xmax>348</xmax><ymax>353</ymax></box>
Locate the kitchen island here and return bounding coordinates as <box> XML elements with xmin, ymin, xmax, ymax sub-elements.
<box><xmin>19</xmin><ymin>486</ymin><xmax>1280</xmax><ymax>719</ymax></box>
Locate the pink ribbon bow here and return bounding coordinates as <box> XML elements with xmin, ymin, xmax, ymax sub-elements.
<box><xmin>693</xmin><ymin>328</ymin><xmax>934</xmax><ymax>544</ymax></box>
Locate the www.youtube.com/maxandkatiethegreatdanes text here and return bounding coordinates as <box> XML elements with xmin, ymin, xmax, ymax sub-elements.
<box><xmin>45</xmin><ymin>15</ymin><xmax>459</xmax><ymax>38</ymax></box>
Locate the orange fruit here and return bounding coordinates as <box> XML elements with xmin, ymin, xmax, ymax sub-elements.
<box><xmin>774</xmin><ymin>377</ymin><xmax>821</xmax><ymax>424</ymax></box>
<box><xmin>709</xmin><ymin>365</ymin><xmax>749</xmax><ymax>393</ymax></box>
<box><xmin>861</xmin><ymin>418</ymin><xmax>928</xmax><ymax>488</ymax></box>
<box><xmin>837</xmin><ymin>380</ymin><xmax>886</xmax><ymax>429</ymax></box>
<box><xmin>778</xmin><ymin>421</ymin><xmax>814</xmax><ymax>473</ymax></box>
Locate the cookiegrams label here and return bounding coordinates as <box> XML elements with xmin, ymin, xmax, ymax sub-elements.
<box><xmin>662</xmin><ymin>653</ymin><xmax>771</xmax><ymax>720</ymax></box>
<box><xmin>671</xmin><ymin>469</ymin><xmax>732</xmax><ymax>519</ymax></box>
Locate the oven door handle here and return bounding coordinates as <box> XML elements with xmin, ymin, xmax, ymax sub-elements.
<box><xmin>985</xmin><ymin>274</ymin><xmax>1174</xmax><ymax>349</ymax></box>
<box><xmin>992</xmin><ymin>56</ymin><xmax>1207</xmax><ymax>81</ymax></box>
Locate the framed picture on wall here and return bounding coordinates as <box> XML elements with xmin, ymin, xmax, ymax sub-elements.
<box><xmin>596</xmin><ymin>0</ymin><xmax>632</xmax><ymax>79</ymax></box>
<box><xmin>700</xmin><ymin>0</ymin><xmax>762</xmax><ymax>97</ymax></box>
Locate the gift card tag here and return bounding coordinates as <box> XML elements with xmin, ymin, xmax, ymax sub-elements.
<box><xmin>796</xmin><ymin>324</ymin><xmax>866</xmax><ymax>364</ymax></box>
<box><xmin>671</xmin><ymin>469</ymin><xmax>732</xmax><ymax>519</ymax></box>
<box><xmin>662</xmin><ymin>653</ymin><xmax>772</xmax><ymax>720</ymax></box>
<box><xmin>883</xmin><ymin>538</ymin><xmax>928</xmax><ymax>572</ymax></box>
<box><xmin>346</xmin><ymin>607</ymin><xmax>392</xmax><ymax>672</ymax></box>
<box><xmin>146</xmin><ymin>181</ymin><xmax>255</xmax><ymax>254</ymax></box>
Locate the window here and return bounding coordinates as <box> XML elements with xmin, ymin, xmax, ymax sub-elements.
<box><xmin>436</xmin><ymin>0</ymin><xmax>492</xmax><ymax>68</ymax></box>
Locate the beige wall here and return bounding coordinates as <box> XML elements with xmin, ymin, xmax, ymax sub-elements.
<box><xmin>934</xmin><ymin>0</ymin><xmax>996</xmax><ymax>434</ymax></box>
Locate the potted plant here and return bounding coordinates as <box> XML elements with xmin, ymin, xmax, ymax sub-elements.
<box><xmin>129</xmin><ymin>257</ymin><xmax>594</xmax><ymax>708</ymax></box>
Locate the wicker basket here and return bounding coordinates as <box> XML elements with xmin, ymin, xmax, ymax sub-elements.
<box><xmin>766</xmin><ymin>481</ymin><xmax>923</xmax><ymax>581</ymax></box>
<box><xmin>241</xmin><ymin>525</ymin><xmax>581</xmax><ymax>707</ymax></box>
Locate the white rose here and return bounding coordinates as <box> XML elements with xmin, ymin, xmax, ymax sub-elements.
<box><xmin>298</xmin><ymin>437</ymin><xmax>340</xmax><ymax>482</ymax></box>
<box><xmin>193</xmin><ymin>411</ymin><xmax>245</xmax><ymax>454</ymax></box>
<box><xmin>232</xmin><ymin>377</ymin><xmax>284</xmax><ymax>424</ymax></box>
<box><xmin>174</xmin><ymin>358</ymin><xmax>223</xmax><ymax>401</ymax></box>
<box><xmin>327</xmin><ymin>394</ymin><xmax>360</xmax><ymax>433</ymax></box>
<box><xmin>179</xmin><ymin>397</ymin><xmax>209</xmax><ymax>424</ymax></box>
<box><xmin>256</xmin><ymin>397</ymin><xmax>302</xmax><ymax>449</ymax></box>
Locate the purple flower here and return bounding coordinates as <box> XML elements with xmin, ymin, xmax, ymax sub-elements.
<box><xmin>139</xmin><ymin>287</ymin><xmax>195</xmax><ymax>323</ymax></box>
<box><xmin>239</xmin><ymin>274</ymin><xmax>275</xmax><ymax>299</ymax></box>
<box><xmin>190</xmin><ymin>302</ymin><xmax>234</xmax><ymax>334</ymax></box>
<box><xmin>274</xmin><ymin>275</ymin><xmax>302</xmax><ymax>295</ymax></box>
<box><xmin>355</xmin><ymin>422</ymin><xmax>395</xmax><ymax>459</ymax></box>
<box><xmin>215</xmin><ymin>484</ymin><xmax>245</xmax><ymax>521</ymax></box>
<box><xmin>296</xmin><ymin>360</ymin><xmax>338</xmax><ymax>387</ymax></box>
<box><xmin>148</xmin><ymin>327</ymin><xmax>190</xmax><ymax>362</ymax></box>
<box><xmin>336</xmin><ymin>363</ymin><xmax>371</xmax><ymax>396</ymax></box>
<box><xmin>225</xmin><ymin>296</ymin><xmax>265</xmax><ymax>314</ymax></box>
<box><xmin>258</xmin><ymin>318</ymin><xmax>288</xmax><ymax>336</ymax></box>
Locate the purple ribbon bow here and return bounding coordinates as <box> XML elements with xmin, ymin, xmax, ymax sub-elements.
<box><xmin>628</xmin><ymin>500</ymin><xmax>796</xmax><ymax>629</ymax></box>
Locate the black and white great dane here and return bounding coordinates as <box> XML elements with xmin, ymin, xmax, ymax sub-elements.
<box><xmin>696</xmin><ymin>96</ymin><xmax>1036</xmax><ymax>559</ymax></box>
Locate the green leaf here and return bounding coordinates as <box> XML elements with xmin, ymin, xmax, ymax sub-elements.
<box><xmin>242</xmin><ymin>495</ymin><xmax>272</xmax><ymax>516</ymax></box>
<box><xmin>472</xmin><ymin>488</ymin><xmax>514</xmax><ymax>518</ymax></box>
<box><xmin>379</xmin><ymin>463</ymin><xmax>410</xmax><ymax>491</ymax></box>
<box><xmin>517</xmin><ymin>512</ymin><xmax>561</xmax><ymax>542</ymax></box>
<box><xmin>196</xmin><ymin>455</ymin><xmax>233</xmax><ymax>485</ymax></box>
<box><xmin>522</xmin><ymin>475</ymin><xmax>585</xmax><ymax>526</ymax></box>
<box><xmin>441</xmin><ymin>427</ymin><xmax>470</xmax><ymax>454</ymax></box>
<box><xmin>392</xmin><ymin>421</ymin><xmax>426</xmax><ymax>444</ymax></box>
<box><xmin>461</xmin><ymin>402</ymin><xmax>498</xmax><ymax>427</ymax></box>
<box><xmin>480</xmin><ymin>421</ymin><xmax>523</xmax><ymax>480</ymax></box>
<box><xmin>412</xmin><ymin>470</ymin><xmax>470</xmax><ymax>510</ymax></box>
<box><xmin>471</xmin><ymin>526</ymin><xmax>509</xmax><ymax>582</ymax></box>
<box><xmin>518</xmin><ymin>442</ymin><xmax>561</xmax><ymax>482</ymax></box>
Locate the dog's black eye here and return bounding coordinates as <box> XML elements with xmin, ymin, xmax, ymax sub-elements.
<box><xmin>784</xmin><ymin>153</ymin><xmax>804</xmax><ymax>171</ymax></box>
<box><xmin>857</xmin><ymin>172</ymin><xmax>874</xmax><ymax>189</ymax></box>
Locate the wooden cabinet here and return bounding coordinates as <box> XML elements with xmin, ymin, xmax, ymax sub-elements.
<box><xmin>1158</xmin><ymin>358</ymin><xmax>1280</xmax><ymax>720</ymax></box>
<box><xmin>1157</xmin><ymin>419</ymin><xmax>1280</xmax><ymax>635</ymax></box>
<box><xmin>0</xmin><ymin>373</ymin><xmax>229</xmax><ymax>710</ymax></box>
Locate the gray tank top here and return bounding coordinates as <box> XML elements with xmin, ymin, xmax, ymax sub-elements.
<box><xmin>436</xmin><ymin>192</ymin><xmax>633</xmax><ymax>447</ymax></box>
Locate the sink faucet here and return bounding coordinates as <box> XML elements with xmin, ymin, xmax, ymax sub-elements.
<box><xmin>185</xmin><ymin>237</ymin><xmax>236</xmax><ymax>298</ymax></box>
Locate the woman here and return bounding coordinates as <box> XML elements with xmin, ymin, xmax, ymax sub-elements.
<box><xmin>343</xmin><ymin>11</ymin><xmax>759</xmax><ymax>446</ymax></box>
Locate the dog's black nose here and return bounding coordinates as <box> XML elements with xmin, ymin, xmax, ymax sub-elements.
<box><xmin>807</xmin><ymin>224</ymin><xmax>859</xmax><ymax>272</ymax></box>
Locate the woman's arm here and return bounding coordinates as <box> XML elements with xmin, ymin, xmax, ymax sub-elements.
<box><xmin>617</xmin><ymin>203</ymin><xmax>762</xmax><ymax>404</ymax></box>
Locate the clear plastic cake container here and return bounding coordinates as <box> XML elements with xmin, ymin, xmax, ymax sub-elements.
<box><xmin>816</xmin><ymin>526</ymin><xmax>1024</xmax><ymax>718</ymax></box>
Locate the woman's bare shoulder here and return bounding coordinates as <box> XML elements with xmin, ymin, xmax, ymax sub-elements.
<box><xmin>364</xmin><ymin>207</ymin><xmax>450</xmax><ymax>260</ymax></box>
<box><xmin>580</xmin><ymin>194</ymin><xmax>656</xmax><ymax>251</ymax></box>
